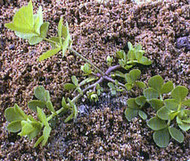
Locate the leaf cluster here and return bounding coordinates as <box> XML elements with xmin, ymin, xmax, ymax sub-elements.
<box><xmin>116</xmin><ymin>42</ymin><xmax>152</xmax><ymax>70</ymax></box>
<box><xmin>125</xmin><ymin>75</ymin><xmax>190</xmax><ymax>147</ymax></box>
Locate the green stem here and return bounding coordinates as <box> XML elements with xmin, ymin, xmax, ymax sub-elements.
<box><xmin>160</xmin><ymin>95</ymin><xmax>163</xmax><ymax>101</ymax></box>
<box><xmin>68</xmin><ymin>47</ymin><xmax>105</xmax><ymax>76</ymax></box>
<box><xmin>43</xmin><ymin>37</ymin><xmax>58</xmax><ymax>45</ymax></box>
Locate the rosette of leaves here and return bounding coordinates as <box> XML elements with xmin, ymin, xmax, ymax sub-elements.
<box><xmin>5</xmin><ymin>86</ymin><xmax>56</xmax><ymax>147</ymax></box>
<box><xmin>116</xmin><ymin>42</ymin><xmax>152</xmax><ymax>70</ymax></box>
<box><xmin>5</xmin><ymin>1</ymin><xmax>71</xmax><ymax>61</ymax></box>
<box><xmin>143</xmin><ymin>75</ymin><xmax>189</xmax><ymax>147</ymax></box>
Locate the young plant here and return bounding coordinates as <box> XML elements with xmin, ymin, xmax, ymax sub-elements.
<box><xmin>125</xmin><ymin>75</ymin><xmax>189</xmax><ymax>147</ymax></box>
<box><xmin>4</xmin><ymin>1</ymin><xmax>153</xmax><ymax>147</ymax></box>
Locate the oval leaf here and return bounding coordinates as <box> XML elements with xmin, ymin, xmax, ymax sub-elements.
<box><xmin>138</xmin><ymin>110</ymin><xmax>147</xmax><ymax>120</ymax></box>
<box><xmin>171</xmin><ymin>86</ymin><xmax>188</xmax><ymax>103</ymax></box>
<box><xmin>147</xmin><ymin>117</ymin><xmax>167</xmax><ymax>130</ymax></box>
<box><xmin>157</xmin><ymin>106</ymin><xmax>170</xmax><ymax>120</ymax></box>
<box><xmin>168</xmin><ymin>127</ymin><xmax>184</xmax><ymax>143</ymax></box>
<box><xmin>28</xmin><ymin>100</ymin><xmax>46</xmax><ymax>112</ymax></box>
<box><xmin>143</xmin><ymin>88</ymin><xmax>159</xmax><ymax>101</ymax></box>
<box><xmin>149</xmin><ymin>99</ymin><xmax>164</xmax><ymax>111</ymax></box>
<box><xmin>153</xmin><ymin>128</ymin><xmax>170</xmax><ymax>148</ymax></box>
<box><xmin>125</xmin><ymin>108</ymin><xmax>138</xmax><ymax>121</ymax></box>
<box><xmin>161</xmin><ymin>81</ymin><xmax>174</xmax><ymax>94</ymax></box>
<box><xmin>39</xmin><ymin>47</ymin><xmax>61</xmax><ymax>61</ymax></box>
<box><xmin>148</xmin><ymin>75</ymin><xmax>164</xmax><ymax>92</ymax></box>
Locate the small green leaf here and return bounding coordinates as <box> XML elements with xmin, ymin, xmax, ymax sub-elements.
<box><xmin>71</xmin><ymin>76</ymin><xmax>78</xmax><ymax>86</ymax></box>
<box><xmin>28</xmin><ymin>121</ymin><xmax>42</xmax><ymax>140</ymax></box>
<box><xmin>129</xmin><ymin>69</ymin><xmax>141</xmax><ymax>82</ymax></box>
<box><xmin>149</xmin><ymin>99</ymin><xmax>164</xmax><ymax>111</ymax></box>
<box><xmin>34</xmin><ymin>135</ymin><xmax>44</xmax><ymax>147</ymax></box>
<box><xmin>58</xmin><ymin>16</ymin><xmax>63</xmax><ymax>45</ymax></box>
<box><xmin>18</xmin><ymin>120</ymin><xmax>34</xmax><ymax>136</ymax></box>
<box><xmin>34</xmin><ymin>86</ymin><xmax>48</xmax><ymax>102</ymax></box>
<box><xmin>178</xmin><ymin>122</ymin><xmax>190</xmax><ymax>131</ymax></box>
<box><xmin>61</xmin><ymin>97</ymin><xmax>67</xmax><ymax>108</ymax></box>
<box><xmin>112</xmin><ymin>71</ymin><xmax>125</xmax><ymax>78</ymax></box>
<box><xmin>33</xmin><ymin>6</ymin><xmax>43</xmax><ymax>34</ymax></box>
<box><xmin>46</xmin><ymin>101</ymin><xmax>55</xmax><ymax>112</ymax></box>
<box><xmin>116</xmin><ymin>50</ymin><xmax>125</xmax><ymax>59</ymax></box>
<box><xmin>128</xmin><ymin>42</ymin><xmax>133</xmax><ymax>50</ymax></box>
<box><xmin>125</xmin><ymin>108</ymin><xmax>138</xmax><ymax>121</ymax></box>
<box><xmin>153</xmin><ymin>128</ymin><xmax>170</xmax><ymax>148</ymax></box>
<box><xmin>168</xmin><ymin>127</ymin><xmax>184</xmax><ymax>143</ymax></box>
<box><xmin>42</xmin><ymin>125</ymin><xmax>51</xmax><ymax>146</ymax></box>
<box><xmin>5</xmin><ymin>105</ymin><xmax>26</xmax><ymax>122</ymax></box>
<box><xmin>64</xmin><ymin>83</ymin><xmax>76</xmax><ymax>90</ymax></box>
<box><xmin>139</xmin><ymin>56</ymin><xmax>152</xmax><ymax>65</ymax></box>
<box><xmin>169</xmin><ymin>111</ymin><xmax>180</xmax><ymax>121</ymax></box>
<box><xmin>28</xmin><ymin>36</ymin><xmax>43</xmax><ymax>45</ymax></box>
<box><xmin>148</xmin><ymin>75</ymin><xmax>164</xmax><ymax>92</ymax></box>
<box><xmin>135</xmin><ymin>96</ymin><xmax>146</xmax><ymax>107</ymax></box>
<box><xmin>143</xmin><ymin>88</ymin><xmax>159</xmax><ymax>100</ymax></box>
<box><xmin>81</xmin><ymin>63</ymin><xmax>92</xmax><ymax>75</ymax></box>
<box><xmin>5</xmin><ymin>1</ymin><xmax>34</xmax><ymax>33</ymax></box>
<box><xmin>127</xmin><ymin>98</ymin><xmax>140</xmax><ymax>109</ymax></box>
<box><xmin>135</xmin><ymin>81</ymin><xmax>146</xmax><ymax>89</ymax></box>
<box><xmin>138</xmin><ymin>110</ymin><xmax>147</xmax><ymax>120</ymax></box>
<box><xmin>182</xmin><ymin>99</ymin><xmax>190</xmax><ymax>106</ymax></box>
<box><xmin>147</xmin><ymin>117</ymin><xmax>167</xmax><ymax>130</ymax></box>
<box><xmin>164</xmin><ymin>99</ymin><xmax>179</xmax><ymax>111</ymax></box>
<box><xmin>37</xmin><ymin>107</ymin><xmax>48</xmax><ymax>127</ymax></box>
<box><xmin>161</xmin><ymin>81</ymin><xmax>174</xmax><ymax>94</ymax></box>
<box><xmin>157</xmin><ymin>106</ymin><xmax>170</xmax><ymax>120</ymax></box>
<box><xmin>7</xmin><ymin>120</ymin><xmax>22</xmax><ymax>132</ymax></box>
<box><xmin>38</xmin><ymin>47</ymin><xmax>61</xmax><ymax>61</ymax></box>
<box><xmin>40</xmin><ymin>22</ymin><xmax>49</xmax><ymax>38</ymax></box>
<box><xmin>125</xmin><ymin>83</ymin><xmax>133</xmax><ymax>91</ymax></box>
<box><xmin>171</xmin><ymin>86</ymin><xmax>188</xmax><ymax>103</ymax></box>
<box><xmin>106</xmin><ymin>55</ymin><xmax>113</xmax><ymax>66</ymax></box>
<box><xmin>28</xmin><ymin>100</ymin><xmax>46</xmax><ymax>112</ymax></box>
<box><xmin>64</xmin><ymin>113</ymin><xmax>74</xmax><ymax>123</ymax></box>
<box><xmin>125</xmin><ymin>73</ymin><xmax>133</xmax><ymax>84</ymax></box>
<box><xmin>49</xmin><ymin>37</ymin><xmax>60</xmax><ymax>49</ymax></box>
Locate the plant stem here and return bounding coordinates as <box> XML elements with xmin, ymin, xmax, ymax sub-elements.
<box><xmin>68</xmin><ymin>47</ymin><xmax>105</xmax><ymax>76</ymax></box>
<box><xmin>43</xmin><ymin>37</ymin><xmax>58</xmax><ymax>45</ymax></box>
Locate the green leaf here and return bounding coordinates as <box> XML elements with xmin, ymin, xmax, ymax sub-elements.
<box><xmin>49</xmin><ymin>37</ymin><xmax>60</xmax><ymax>49</ymax></box>
<box><xmin>127</xmin><ymin>98</ymin><xmax>140</xmax><ymax>109</ymax></box>
<box><xmin>34</xmin><ymin>86</ymin><xmax>49</xmax><ymax>102</ymax></box>
<box><xmin>143</xmin><ymin>88</ymin><xmax>159</xmax><ymax>100</ymax></box>
<box><xmin>138</xmin><ymin>110</ymin><xmax>147</xmax><ymax>120</ymax></box>
<box><xmin>168</xmin><ymin>127</ymin><xmax>184</xmax><ymax>143</ymax></box>
<box><xmin>33</xmin><ymin>6</ymin><xmax>43</xmax><ymax>34</ymax></box>
<box><xmin>182</xmin><ymin>99</ymin><xmax>190</xmax><ymax>106</ymax></box>
<box><xmin>153</xmin><ymin>128</ymin><xmax>170</xmax><ymax>148</ymax></box>
<box><xmin>71</xmin><ymin>76</ymin><xmax>78</xmax><ymax>86</ymax></box>
<box><xmin>7</xmin><ymin>120</ymin><xmax>22</xmax><ymax>132</ymax></box>
<box><xmin>125</xmin><ymin>108</ymin><xmax>138</xmax><ymax>121</ymax></box>
<box><xmin>157</xmin><ymin>106</ymin><xmax>170</xmax><ymax>120</ymax></box>
<box><xmin>149</xmin><ymin>99</ymin><xmax>164</xmax><ymax>111</ymax></box>
<box><xmin>148</xmin><ymin>75</ymin><xmax>164</xmax><ymax>92</ymax></box>
<box><xmin>5</xmin><ymin>104</ymin><xmax>27</xmax><ymax>122</ymax></box>
<box><xmin>5</xmin><ymin>1</ymin><xmax>34</xmax><ymax>33</ymax></box>
<box><xmin>61</xmin><ymin>22</ymin><xmax>71</xmax><ymax>57</ymax></box>
<box><xmin>28</xmin><ymin>36</ymin><xmax>43</xmax><ymax>45</ymax></box>
<box><xmin>81</xmin><ymin>63</ymin><xmax>92</xmax><ymax>75</ymax></box>
<box><xmin>37</xmin><ymin>107</ymin><xmax>48</xmax><ymax>127</ymax></box>
<box><xmin>46</xmin><ymin>101</ymin><xmax>55</xmax><ymax>112</ymax></box>
<box><xmin>40</xmin><ymin>22</ymin><xmax>49</xmax><ymax>38</ymax></box>
<box><xmin>147</xmin><ymin>117</ymin><xmax>168</xmax><ymax>130</ymax></box>
<box><xmin>64</xmin><ymin>113</ymin><xmax>74</xmax><ymax>123</ymax></box>
<box><xmin>28</xmin><ymin>100</ymin><xmax>46</xmax><ymax>112</ymax></box>
<box><xmin>135</xmin><ymin>81</ymin><xmax>146</xmax><ymax>89</ymax></box>
<box><xmin>28</xmin><ymin>121</ymin><xmax>42</xmax><ymax>140</ymax></box>
<box><xmin>164</xmin><ymin>99</ymin><xmax>179</xmax><ymax>111</ymax></box>
<box><xmin>125</xmin><ymin>83</ymin><xmax>133</xmax><ymax>91</ymax></box>
<box><xmin>61</xmin><ymin>97</ymin><xmax>67</xmax><ymax>108</ymax></box>
<box><xmin>128</xmin><ymin>42</ymin><xmax>133</xmax><ymax>50</ymax></box>
<box><xmin>18</xmin><ymin>120</ymin><xmax>35</xmax><ymax>136</ymax></box>
<box><xmin>125</xmin><ymin>74</ymin><xmax>133</xmax><ymax>84</ymax></box>
<box><xmin>38</xmin><ymin>47</ymin><xmax>61</xmax><ymax>61</ymax></box>
<box><xmin>116</xmin><ymin>50</ymin><xmax>125</xmax><ymax>59</ymax></box>
<box><xmin>64</xmin><ymin>83</ymin><xmax>76</xmax><ymax>90</ymax></box>
<box><xmin>169</xmin><ymin>111</ymin><xmax>180</xmax><ymax>120</ymax></box>
<box><xmin>34</xmin><ymin>135</ymin><xmax>44</xmax><ymax>147</ymax></box>
<box><xmin>112</xmin><ymin>71</ymin><xmax>125</xmax><ymax>78</ymax></box>
<box><xmin>177</xmin><ymin>120</ymin><xmax>190</xmax><ymax>132</ymax></box>
<box><xmin>161</xmin><ymin>81</ymin><xmax>174</xmax><ymax>94</ymax></box>
<box><xmin>42</xmin><ymin>125</ymin><xmax>51</xmax><ymax>146</ymax></box>
<box><xmin>129</xmin><ymin>69</ymin><xmax>141</xmax><ymax>82</ymax></box>
<box><xmin>171</xmin><ymin>86</ymin><xmax>188</xmax><ymax>103</ymax></box>
<box><xmin>135</xmin><ymin>96</ymin><xmax>146</xmax><ymax>107</ymax></box>
<box><xmin>58</xmin><ymin>16</ymin><xmax>63</xmax><ymax>45</ymax></box>
<box><xmin>139</xmin><ymin>56</ymin><xmax>152</xmax><ymax>65</ymax></box>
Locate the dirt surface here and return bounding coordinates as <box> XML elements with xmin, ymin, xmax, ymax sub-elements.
<box><xmin>0</xmin><ymin>0</ymin><xmax>190</xmax><ymax>160</ymax></box>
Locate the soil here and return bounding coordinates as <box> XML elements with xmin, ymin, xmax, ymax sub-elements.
<box><xmin>0</xmin><ymin>0</ymin><xmax>190</xmax><ymax>160</ymax></box>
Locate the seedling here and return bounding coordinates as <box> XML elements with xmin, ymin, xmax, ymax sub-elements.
<box><xmin>4</xmin><ymin>1</ymin><xmax>153</xmax><ymax>147</ymax></box>
<box><xmin>125</xmin><ymin>75</ymin><xmax>190</xmax><ymax>147</ymax></box>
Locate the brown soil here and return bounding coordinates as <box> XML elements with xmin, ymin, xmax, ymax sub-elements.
<box><xmin>0</xmin><ymin>0</ymin><xmax>189</xmax><ymax>160</ymax></box>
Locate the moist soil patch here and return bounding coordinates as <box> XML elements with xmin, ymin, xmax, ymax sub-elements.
<box><xmin>0</xmin><ymin>0</ymin><xmax>190</xmax><ymax>160</ymax></box>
